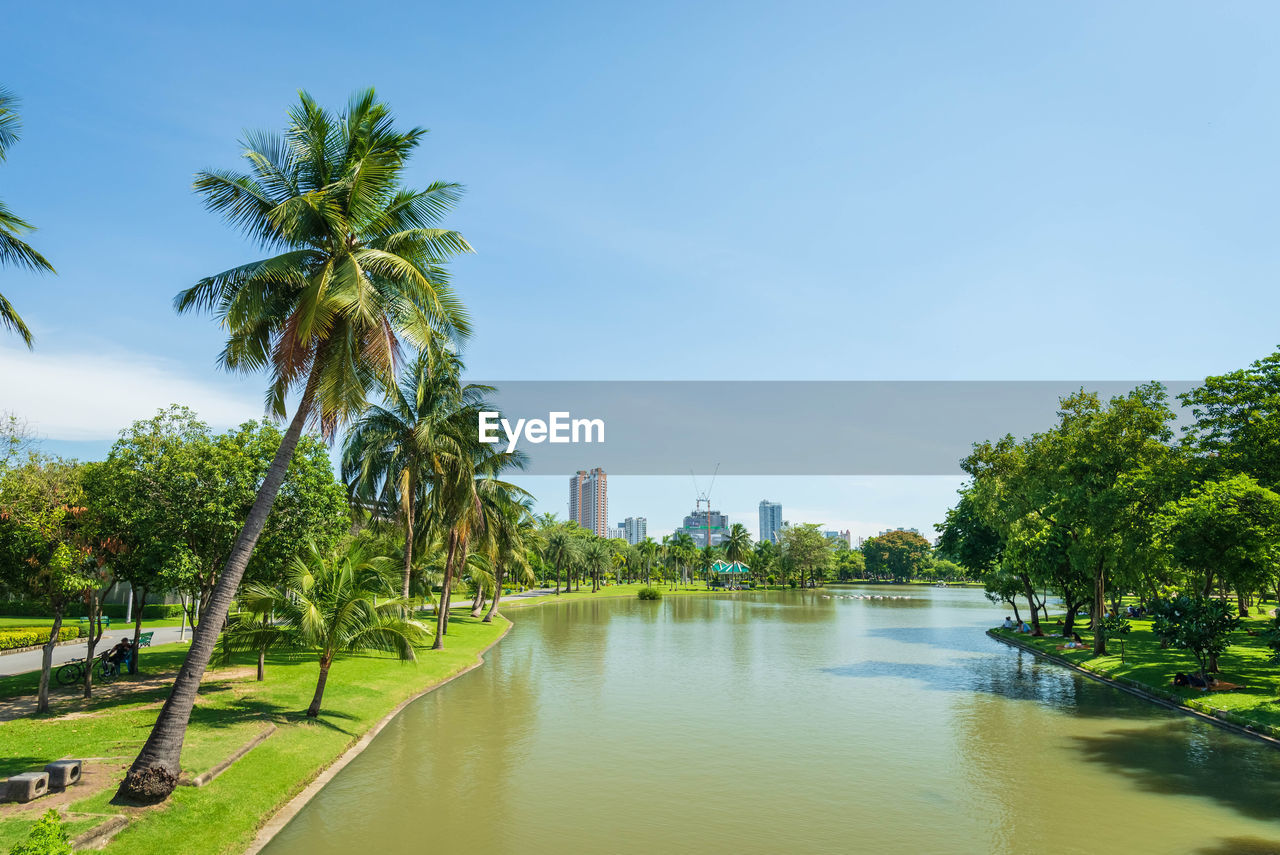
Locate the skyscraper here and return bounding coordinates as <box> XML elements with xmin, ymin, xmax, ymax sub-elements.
<box><xmin>623</xmin><ymin>516</ymin><xmax>647</xmax><ymax>545</ymax></box>
<box><xmin>759</xmin><ymin>500</ymin><xmax>782</xmax><ymax>544</ymax></box>
<box><xmin>681</xmin><ymin>509</ymin><xmax>730</xmax><ymax>548</ymax></box>
<box><xmin>568</xmin><ymin>468</ymin><xmax>608</xmax><ymax>537</ymax></box>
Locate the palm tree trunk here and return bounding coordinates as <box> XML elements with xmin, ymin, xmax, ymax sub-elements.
<box><xmin>434</xmin><ymin>530</ymin><xmax>459</xmax><ymax>649</ymax></box>
<box><xmin>36</xmin><ymin>608</ymin><xmax>64</xmax><ymax>714</ymax></box>
<box><xmin>401</xmin><ymin>501</ymin><xmax>414</xmax><ymax>600</ymax></box>
<box><xmin>307</xmin><ymin>654</ymin><xmax>333</xmax><ymax>718</ymax></box>
<box><xmin>118</xmin><ymin>383</ymin><xmax>315</xmax><ymax>803</ymax></box>
<box><xmin>484</xmin><ymin>565</ymin><xmax>504</xmax><ymax>623</ymax></box>
<box><xmin>471</xmin><ymin>586</ymin><xmax>485</xmax><ymax>618</ymax></box>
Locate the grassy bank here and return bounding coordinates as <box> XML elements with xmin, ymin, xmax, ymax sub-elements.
<box><xmin>991</xmin><ymin>603</ymin><xmax>1280</xmax><ymax>735</ymax></box>
<box><xmin>0</xmin><ymin>616</ymin><xmax>508</xmax><ymax>854</ymax></box>
<box><xmin>500</xmin><ymin>581</ymin><xmax>762</xmax><ymax>609</ymax></box>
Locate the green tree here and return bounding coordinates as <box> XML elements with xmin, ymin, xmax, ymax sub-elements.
<box><xmin>1153</xmin><ymin>594</ymin><xmax>1241</xmax><ymax>685</ymax></box>
<box><xmin>783</xmin><ymin>524</ymin><xmax>834</xmax><ymax>588</ymax></box>
<box><xmin>1158</xmin><ymin>474</ymin><xmax>1280</xmax><ymax>615</ymax></box>
<box><xmin>861</xmin><ymin>529</ymin><xmax>930</xmax><ymax>582</ymax></box>
<box><xmin>121</xmin><ymin>90</ymin><xmax>471</xmax><ymax>802</ymax></box>
<box><xmin>1180</xmin><ymin>349</ymin><xmax>1280</xmax><ymax>488</ymax></box>
<box><xmin>723</xmin><ymin>523</ymin><xmax>752</xmax><ymax>564</ymax></box>
<box><xmin>222</xmin><ymin>539</ymin><xmax>428</xmax><ymax>717</ymax></box>
<box><xmin>343</xmin><ymin>348</ymin><xmax>493</xmax><ymax>599</ymax></box>
<box><xmin>0</xmin><ymin>88</ymin><xmax>56</xmax><ymax>348</ymax></box>
<box><xmin>0</xmin><ymin>454</ymin><xmax>93</xmax><ymax>712</ymax></box>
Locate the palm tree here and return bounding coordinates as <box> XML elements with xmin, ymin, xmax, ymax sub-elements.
<box><xmin>222</xmin><ymin>540</ymin><xmax>428</xmax><ymax>717</ymax></box>
<box><xmin>0</xmin><ymin>87</ymin><xmax>55</xmax><ymax>348</ymax></box>
<box><xmin>724</xmin><ymin>523</ymin><xmax>752</xmax><ymax>565</ymax></box>
<box><xmin>544</xmin><ymin>530</ymin><xmax>577</xmax><ymax>595</ymax></box>
<box><xmin>120</xmin><ymin>90</ymin><xmax>470</xmax><ymax>802</ymax></box>
<box><xmin>482</xmin><ymin>491</ymin><xmax>537</xmax><ymax>622</ymax></box>
<box><xmin>638</xmin><ymin>538</ymin><xmax>658</xmax><ymax>585</ymax></box>
<box><xmin>583</xmin><ymin>539</ymin><xmax>610</xmax><ymax>593</ymax></box>
<box><xmin>670</xmin><ymin>530</ymin><xmax>696</xmax><ymax>587</ymax></box>
<box><xmin>342</xmin><ymin>348</ymin><xmax>491</xmax><ymax>599</ymax></box>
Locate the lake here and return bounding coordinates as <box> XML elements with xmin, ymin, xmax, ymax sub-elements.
<box><xmin>262</xmin><ymin>586</ymin><xmax>1280</xmax><ymax>854</ymax></box>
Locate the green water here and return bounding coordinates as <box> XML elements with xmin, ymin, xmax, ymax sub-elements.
<box><xmin>262</xmin><ymin>587</ymin><xmax>1280</xmax><ymax>855</ymax></box>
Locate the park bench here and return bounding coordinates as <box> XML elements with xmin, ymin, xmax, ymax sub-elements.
<box><xmin>137</xmin><ymin>631</ymin><xmax>154</xmax><ymax>647</ymax></box>
<box><xmin>78</xmin><ymin>615</ymin><xmax>111</xmax><ymax>628</ymax></box>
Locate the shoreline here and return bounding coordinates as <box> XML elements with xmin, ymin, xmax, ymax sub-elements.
<box><xmin>987</xmin><ymin>629</ymin><xmax>1280</xmax><ymax>749</ymax></box>
<box><xmin>241</xmin><ymin>619</ymin><xmax>514</xmax><ymax>855</ymax></box>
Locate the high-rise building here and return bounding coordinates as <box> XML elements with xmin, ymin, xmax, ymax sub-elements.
<box><xmin>623</xmin><ymin>516</ymin><xmax>647</xmax><ymax>545</ymax></box>
<box><xmin>607</xmin><ymin>526</ymin><xmax>625</xmax><ymax>540</ymax></box>
<box><xmin>681</xmin><ymin>509</ymin><xmax>730</xmax><ymax>548</ymax></box>
<box><xmin>823</xmin><ymin>530</ymin><xmax>853</xmax><ymax>549</ymax></box>
<box><xmin>568</xmin><ymin>468</ymin><xmax>608</xmax><ymax>537</ymax></box>
<box><xmin>759</xmin><ymin>500</ymin><xmax>783</xmax><ymax>544</ymax></box>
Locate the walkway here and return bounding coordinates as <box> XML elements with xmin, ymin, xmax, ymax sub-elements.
<box><xmin>0</xmin><ymin>625</ymin><xmax>192</xmax><ymax>678</ymax></box>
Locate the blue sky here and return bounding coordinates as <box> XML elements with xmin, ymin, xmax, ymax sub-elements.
<box><xmin>3</xmin><ymin>1</ymin><xmax>1279</xmax><ymax>539</ymax></box>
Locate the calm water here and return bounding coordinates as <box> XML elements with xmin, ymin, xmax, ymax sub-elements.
<box><xmin>263</xmin><ymin>587</ymin><xmax>1280</xmax><ymax>855</ymax></box>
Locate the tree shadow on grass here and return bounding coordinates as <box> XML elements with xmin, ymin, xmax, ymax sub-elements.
<box><xmin>1070</xmin><ymin>720</ymin><xmax>1280</xmax><ymax>823</ymax></box>
<box><xmin>0</xmin><ymin>756</ymin><xmax>54</xmax><ymax>778</ymax></box>
<box><xmin>1195</xmin><ymin>837</ymin><xmax>1280</xmax><ymax>855</ymax></box>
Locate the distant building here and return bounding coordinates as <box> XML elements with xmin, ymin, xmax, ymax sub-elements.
<box><xmin>568</xmin><ymin>468</ymin><xmax>608</xmax><ymax>537</ymax></box>
<box><xmin>877</xmin><ymin>527</ymin><xmax>919</xmax><ymax>537</ymax></box>
<box><xmin>607</xmin><ymin>526</ymin><xmax>625</xmax><ymax>540</ymax></box>
<box><xmin>681</xmin><ymin>509</ymin><xmax>730</xmax><ymax>548</ymax></box>
<box><xmin>622</xmin><ymin>516</ymin><xmax>647</xmax><ymax>545</ymax></box>
<box><xmin>759</xmin><ymin>500</ymin><xmax>783</xmax><ymax>544</ymax></box>
<box><xmin>823</xmin><ymin>530</ymin><xmax>853</xmax><ymax>549</ymax></box>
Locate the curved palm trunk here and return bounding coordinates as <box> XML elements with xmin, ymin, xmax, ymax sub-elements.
<box><xmin>471</xmin><ymin>586</ymin><xmax>485</xmax><ymax>618</ymax></box>
<box><xmin>401</xmin><ymin>502</ymin><xmax>415</xmax><ymax>601</ymax></box>
<box><xmin>118</xmin><ymin>392</ymin><xmax>313</xmax><ymax>802</ymax></box>
<box><xmin>483</xmin><ymin>565</ymin><xmax>504</xmax><ymax>623</ymax></box>
<box><xmin>433</xmin><ymin>529</ymin><xmax>460</xmax><ymax>649</ymax></box>
<box><xmin>307</xmin><ymin>653</ymin><xmax>334</xmax><ymax>718</ymax></box>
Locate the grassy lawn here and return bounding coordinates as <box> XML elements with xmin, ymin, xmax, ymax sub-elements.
<box><xmin>0</xmin><ymin>616</ymin><xmax>508</xmax><ymax>855</ymax></box>
<box><xmin>0</xmin><ymin>615</ymin><xmax>187</xmax><ymax>629</ymax></box>
<box><xmin>992</xmin><ymin>601</ymin><xmax>1280</xmax><ymax>734</ymax></box>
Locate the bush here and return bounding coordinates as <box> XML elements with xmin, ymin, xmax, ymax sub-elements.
<box><xmin>0</xmin><ymin>626</ymin><xmax>82</xmax><ymax>650</ymax></box>
<box><xmin>0</xmin><ymin>601</ymin><xmax>183</xmax><ymax>621</ymax></box>
<box><xmin>140</xmin><ymin>603</ymin><xmax>185</xmax><ymax>619</ymax></box>
<box><xmin>10</xmin><ymin>809</ymin><xmax>73</xmax><ymax>855</ymax></box>
<box><xmin>637</xmin><ymin>587</ymin><xmax>662</xmax><ymax>600</ymax></box>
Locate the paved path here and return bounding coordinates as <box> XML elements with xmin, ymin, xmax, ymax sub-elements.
<box><xmin>0</xmin><ymin>625</ymin><xmax>193</xmax><ymax>677</ymax></box>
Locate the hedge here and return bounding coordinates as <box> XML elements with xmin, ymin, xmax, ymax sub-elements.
<box><xmin>0</xmin><ymin>601</ymin><xmax>185</xmax><ymax>620</ymax></box>
<box><xmin>0</xmin><ymin>625</ymin><xmax>83</xmax><ymax>650</ymax></box>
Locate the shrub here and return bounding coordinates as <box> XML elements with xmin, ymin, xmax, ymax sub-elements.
<box><xmin>0</xmin><ymin>626</ymin><xmax>82</xmax><ymax>650</ymax></box>
<box><xmin>10</xmin><ymin>809</ymin><xmax>72</xmax><ymax>855</ymax></box>
<box><xmin>140</xmin><ymin>604</ymin><xmax>185</xmax><ymax>619</ymax></box>
<box><xmin>637</xmin><ymin>587</ymin><xmax>662</xmax><ymax>600</ymax></box>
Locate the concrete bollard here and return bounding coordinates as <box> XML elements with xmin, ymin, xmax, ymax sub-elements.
<box><xmin>6</xmin><ymin>772</ymin><xmax>50</xmax><ymax>803</ymax></box>
<box><xmin>45</xmin><ymin>760</ymin><xmax>82</xmax><ymax>789</ymax></box>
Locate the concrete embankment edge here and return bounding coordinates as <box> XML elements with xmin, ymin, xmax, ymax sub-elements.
<box><xmin>242</xmin><ymin>619</ymin><xmax>514</xmax><ymax>855</ymax></box>
<box><xmin>987</xmin><ymin>629</ymin><xmax>1280</xmax><ymax>749</ymax></box>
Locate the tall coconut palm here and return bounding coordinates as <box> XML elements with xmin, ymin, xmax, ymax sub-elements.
<box><xmin>583</xmin><ymin>539</ymin><xmax>611</xmax><ymax>593</ymax></box>
<box><xmin>544</xmin><ymin>530</ymin><xmax>576</xmax><ymax>595</ymax></box>
<box><xmin>481</xmin><ymin>490</ymin><xmax>537</xmax><ymax>622</ymax></box>
<box><xmin>638</xmin><ymin>537</ymin><xmax>658</xmax><ymax>585</ymax></box>
<box><xmin>724</xmin><ymin>523</ymin><xmax>752</xmax><ymax>564</ymax></box>
<box><xmin>342</xmin><ymin>347</ymin><xmax>491</xmax><ymax>599</ymax></box>
<box><xmin>0</xmin><ymin>87</ymin><xmax>55</xmax><ymax>348</ymax></box>
<box><xmin>222</xmin><ymin>539</ymin><xmax>428</xmax><ymax>717</ymax></box>
<box><xmin>120</xmin><ymin>90</ymin><xmax>470</xmax><ymax>802</ymax></box>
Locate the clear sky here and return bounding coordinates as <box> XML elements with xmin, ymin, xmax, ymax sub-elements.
<box><xmin>3</xmin><ymin>1</ymin><xmax>1279</xmax><ymax>540</ymax></box>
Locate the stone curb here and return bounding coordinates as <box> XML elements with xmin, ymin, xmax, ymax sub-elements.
<box><xmin>72</xmin><ymin>814</ymin><xmax>128</xmax><ymax>850</ymax></box>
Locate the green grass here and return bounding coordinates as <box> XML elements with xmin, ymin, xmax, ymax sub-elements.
<box><xmin>0</xmin><ymin>615</ymin><xmax>187</xmax><ymax>629</ymax></box>
<box><xmin>992</xmin><ymin>601</ymin><xmax>1280</xmax><ymax>734</ymax></box>
<box><xmin>0</xmin><ymin>616</ymin><xmax>508</xmax><ymax>855</ymax></box>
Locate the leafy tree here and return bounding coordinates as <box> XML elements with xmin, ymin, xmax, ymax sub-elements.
<box><xmin>0</xmin><ymin>88</ymin><xmax>55</xmax><ymax>348</ymax></box>
<box><xmin>783</xmin><ymin>524</ymin><xmax>834</xmax><ymax>588</ymax></box>
<box><xmin>1180</xmin><ymin>349</ymin><xmax>1280</xmax><ymax>488</ymax></box>
<box><xmin>222</xmin><ymin>540</ymin><xmax>428</xmax><ymax>717</ymax></box>
<box><xmin>1152</xmin><ymin>595</ymin><xmax>1241</xmax><ymax>685</ymax></box>
<box><xmin>861</xmin><ymin>529</ymin><xmax>930</xmax><ymax>582</ymax></box>
<box><xmin>1157</xmin><ymin>474</ymin><xmax>1280</xmax><ymax>615</ymax></box>
<box><xmin>723</xmin><ymin>523</ymin><xmax>752</xmax><ymax>564</ymax></box>
<box><xmin>1099</xmin><ymin>614</ymin><xmax>1132</xmax><ymax>663</ymax></box>
<box><xmin>834</xmin><ymin>548</ymin><xmax>866</xmax><ymax>582</ymax></box>
<box><xmin>0</xmin><ymin>454</ymin><xmax>93</xmax><ymax>712</ymax></box>
<box><xmin>122</xmin><ymin>90</ymin><xmax>471</xmax><ymax>802</ymax></box>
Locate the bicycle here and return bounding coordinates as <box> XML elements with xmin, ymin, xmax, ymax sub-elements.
<box><xmin>55</xmin><ymin>651</ymin><xmax>123</xmax><ymax>686</ymax></box>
